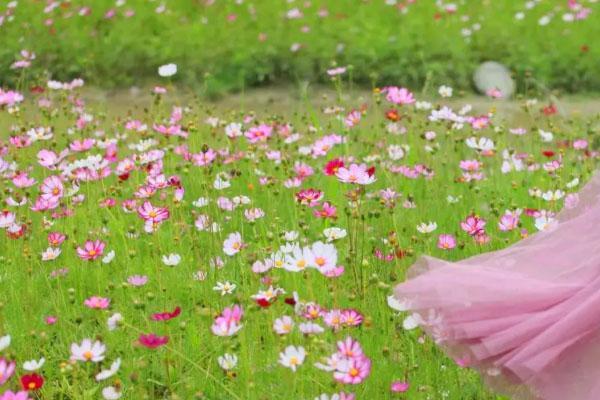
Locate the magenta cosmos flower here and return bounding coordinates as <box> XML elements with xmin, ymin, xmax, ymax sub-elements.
<box><xmin>76</xmin><ymin>240</ymin><xmax>106</xmax><ymax>260</ymax></box>
<box><xmin>138</xmin><ymin>333</ymin><xmax>169</xmax><ymax>349</ymax></box>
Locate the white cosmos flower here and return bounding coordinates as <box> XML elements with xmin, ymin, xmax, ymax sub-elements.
<box><xmin>23</xmin><ymin>357</ymin><xmax>45</xmax><ymax>371</ymax></box>
<box><xmin>387</xmin><ymin>295</ymin><xmax>411</xmax><ymax>311</ymax></box>
<box><xmin>438</xmin><ymin>85</ymin><xmax>453</xmax><ymax>98</ymax></box>
<box><xmin>541</xmin><ymin>190</ymin><xmax>564</xmax><ymax>201</ymax></box>
<box><xmin>96</xmin><ymin>358</ymin><xmax>121</xmax><ymax>381</ymax></box>
<box><xmin>192</xmin><ymin>197</ymin><xmax>210</xmax><ymax>207</ymax></box>
<box><xmin>535</xmin><ymin>216</ymin><xmax>558</xmax><ymax>231</ymax></box>
<box><xmin>566</xmin><ymin>178</ymin><xmax>580</xmax><ymax>189</ymax></box>
<box><xmin>41</xmin><ymin>247</ymin><xmax>61</xmax><ymax>261</ymax></box>
<box><xmin>538</xmin><ymin>129</ymin><xmax>553</xmax><ymax>142</ymax></box>
<box><xmin>278</xmin><ymin>345</ymin><xmax>306</xmax><ymax>371</ymax></box>
<box><xmin>283</xmin><ymin>230</ymin><xmax>299</xmax><ymax>241</ymax></box>
<box><xmin>161</xmin><ymin>253</ymin><xmax>181</xmax><ymax>266</ymax></box>
<box><xmin>323</xmin><ymin>227</ymin><xmax>347</xmax><ymax>242</ymax></box>
<box><xmin>465</xmin><ymin>137</ymin><xmax>494</xmax><ymax>152</ymax></box>
<box><xmin>102</xmin><ymin>386</ymin><xmax>122</xmax><ymax>400</ymax></box>
<box><xmin>308</xmin><ymin>241</ymin><xmax>338</xmax><ymax>272</ymax></box>
<box><xmin>158</xmin><ymin>63</ymin><xmax>177</xmax><ymax>77</ymax></box>
<box><xmin>298</xmin><ymin>322</ymin><xmax>325</xmax><ymax>335</ymax></box>
<box><xmin>403</xmin><ymin>314</ymin><xmax>422</xmax><ymax>330</ymax></box>
<box><xmin>416</xmin><ymin>222</ymin><xmax>437</xmax><ymax>234</ymax></box>
<box><xmin>107</xmin><ymin>313</ymin><xmax>123</xmax><ymax>331</ymax></box>
<box><xmin>0</xmin><ymin>335</ymin><xmax>11</xmax><ymax>351</ymax></box>
<box><xmin>213</xmin><ymin>174</ymin><xmax>231</xmax><ymax>190</ymax></box>
<box><xmin>213</xmin><ymin>281</ymin><xmax>236</xmax><ymax>296</ymax></box>
<box><xmin>70</xmin><ymin>339</ymin><xmax>106</xmax><ymax>363</ymax></box>
<box><xmin>102</xmin><ymin>250</ymin><xmax>115</xmax><ymax>264</ymax></box>
<box><xmin>218</xmin><ymin>353</ymin><xmax>238</xmax><ymax>370</ymax></box>
<box><xmin>223</xmin><ymin>232</ymin><xmax>244</xmax><ymax>256</ymax></box>
<box><xmin>273</xmin><ymin>316</ymin><xmax>295</xmax><ymax>335</ymax></box>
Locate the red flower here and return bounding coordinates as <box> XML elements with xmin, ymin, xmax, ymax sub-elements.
<box><xmin>323</xmin><ymin>158</ymin><xmax>345</xmax><ymax>176</ymax></box>
<box><xmin>151</xmin><ymin>306</ymin><xmax>181</xmax><ymax>321</ymax></box>
<box><xmin>367</xmin><ymin>166</ymin><xmax>376</xmax><ymax>177</ymax></box>
<box><xmin>255</xmin><ymin>298</ymin><xmax>272</xmax><ymax>308</ymax></box>
<box><xmin>30</xmin><ymin>86</ymin><xmax>45</xmax><ymax>94</ymax></box>
<box><xmin>21</xmin><ymin>373</ymin><xmax>44</xmax><ymax>391</ymax></box>
<box><xmin>542</xmin><ymin>150</ymin><xmax>555</xmax><ymax>158</ymax></box>
<box><xmin>138</xmin><ymin>333</ymin><xmax>169</xmax><ymax>348</ymax></box>
<box><xmin>284</xmin><ymin>297</ymin><xmax>297</xmax><ymax>306</ymax></box>
<box><xmin>542</xmin><ymin>104</ymin><xmax>557</xmax><ymax>116</ymax></box>
<box><xmin>385</xmin><ymin>109</ymin><xmax>401</xmax><ymax>122</ymax></box>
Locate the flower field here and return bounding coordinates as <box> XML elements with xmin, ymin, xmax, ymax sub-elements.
<box><xmin>1</xmin><ymin>0</ymin><xmax>600</xmax><ymax>399</ymax></box>
<box><xmin>0</xmin><ymin>74</ymin><xmax>598</xmax><ymax>400</ymax></box>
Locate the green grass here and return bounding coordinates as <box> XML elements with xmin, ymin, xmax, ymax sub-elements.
<box><xmin>0</xmin><ymin>82</ymin><xmax>598</xmax><ymax>399</ymax></box>
<box><xmin>0</xmin><ymin>0</ymin><xmax>599</xmax><ymax>95</ymax></box>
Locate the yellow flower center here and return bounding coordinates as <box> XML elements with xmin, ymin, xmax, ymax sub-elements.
<box><xmin>83</xmin><ymin>351</ymin><xmax>93</xmax><ymax>360</ymax></box>
<box><xmin>315</xmin><ymin>257</ymin><xmax>326</xmax><ymax>267</ymax></box>
<box><xmin>349</xmin><ymin>368</ymin><xmax>359</xmax><ymax>377</ymax></box>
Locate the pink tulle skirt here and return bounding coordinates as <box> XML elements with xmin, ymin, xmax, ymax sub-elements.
<box><xmin>394</xmin><ymin>173</ymin><xmax>600</xmax><ymax>400</ymax></box>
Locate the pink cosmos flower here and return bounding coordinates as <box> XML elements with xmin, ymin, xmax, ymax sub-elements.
<box><xmin>0</xmin><ymin>391</ymin><xmax>31</xmax><ymax>400</ymax></box>
<box><xmin>498</xmin><ymin>213</ymin><xmax>519</xmax><ymax>231</ymax></box>
<box><xmin>437</xmin><ymin>234</ymin><xmax>456</xmax><ymax>250</ymax></box>
<box><xmin>76</xmin><ymin>240</ymin><xmax>106</xmax><ymax>260</ymax></box>
<box><xmin>137</xmin><ymin>201</ymin><xmax>169</xmax><ymax>223</ymax></box>
<box><xmin>333</xmin><ymin>356</ymin><xmax>371</xmax><ymax>384</ymax></box>
<box><xmin>344</xmin><ymin>110</ymin><xmax>362</xmax><ymax>128</ymax></box>
<box><xmin>69</xmin><ymin>138</ymin><xmax>95</xmax><ymax>152</ymax></box>
<box><xmin>390</xmin><ymin>381</ymin><xmax>410</xmax><ymax>393</ymax></box>
<box><xmin>128</xmin><ymin>275</ymin><xmax>148</xmax><ymax>286</ymax></box>
<box><xmin>335</xmin><ymin>163</ymin><xmax>376</xmax><ymax>185</ymax></box>
<box><xmin>460</xmin><ymin>215</ymin><xmax>486</xmax><ymax>236</ymax></box>
<box><xmin>382</xmin><ymin>86</ymin><xmax>415</xmax><ymax>105</ymax></box>
<box><xmin>0</xmin><ymin>89</ymin><xmax>24</xmax><ymax>107</ymax></box>
<box><xmin>313</xmin><ymin>202</ymin><xmax>337</xmax><ymax>219</ymax></box>
<box><xmin>12</xmin><ymin>172</ymin><xmax>36</xmax><ymax>188</ymax></box>
<box><xmin>84</xmin><ymin>296</ymin><xmax>110</xmax><ymax>309</ymax></box>
<box><xmin>295</xmin><ymin>188</ymin><xmax>324</xmax><ymax>207</ymax></box>
<box><xmin>47</xmin><ymin>232</ymin><xmax>66</xmax><ymax>247</ymax></box>
<box><xmin>40</xmin><ymin>175</ymin><xmax>63</xmax><ymax>200</ymax></box>
<box><xmin>0</xmin><ymin>358</ymin><xmax>16</xmax><ymax>385</ymax></box>
<box><xmin>341</xmin><ymin>309</ymin><xmax>363</xmax><ymax>326</ymax></box>
<box><xmin>211</xmin><ymin>305</ymin><xmax>244</xmax><ymax>336</ymax></box>
<box><xmin>244</xmin><ymin>124</ymin><xmax>272</xmax><ymax>143</ymax></box>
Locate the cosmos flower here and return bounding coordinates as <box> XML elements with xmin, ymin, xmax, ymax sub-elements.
<box><xmin>138</xmin><ymin>334</ymin><xmax>169</xmax><ymax>349</ymax></box>
<box><xmin>223</xmin><ymin>232</ymin><xmax>244</xmax><ymax>256</ymax></box>
<box><xmin>70</xmin><ymin>339</ymin><xmax>106</xmax><ymax>363</ymax></box>
<box><xmin>278</xmin><ymin>346</ymin><xmax>306</xmax><ymax>371</ymax></box>
<box><xmin>76</xmin><ymin>240</ymin><xmax>106</xmax><ymax>261</ymax></box>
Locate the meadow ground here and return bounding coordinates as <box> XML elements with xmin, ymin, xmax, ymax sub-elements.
<box><xmin>0</xmin><ymin>81</ymin><xmax>598</xmax><ymax>399</ymax></box>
